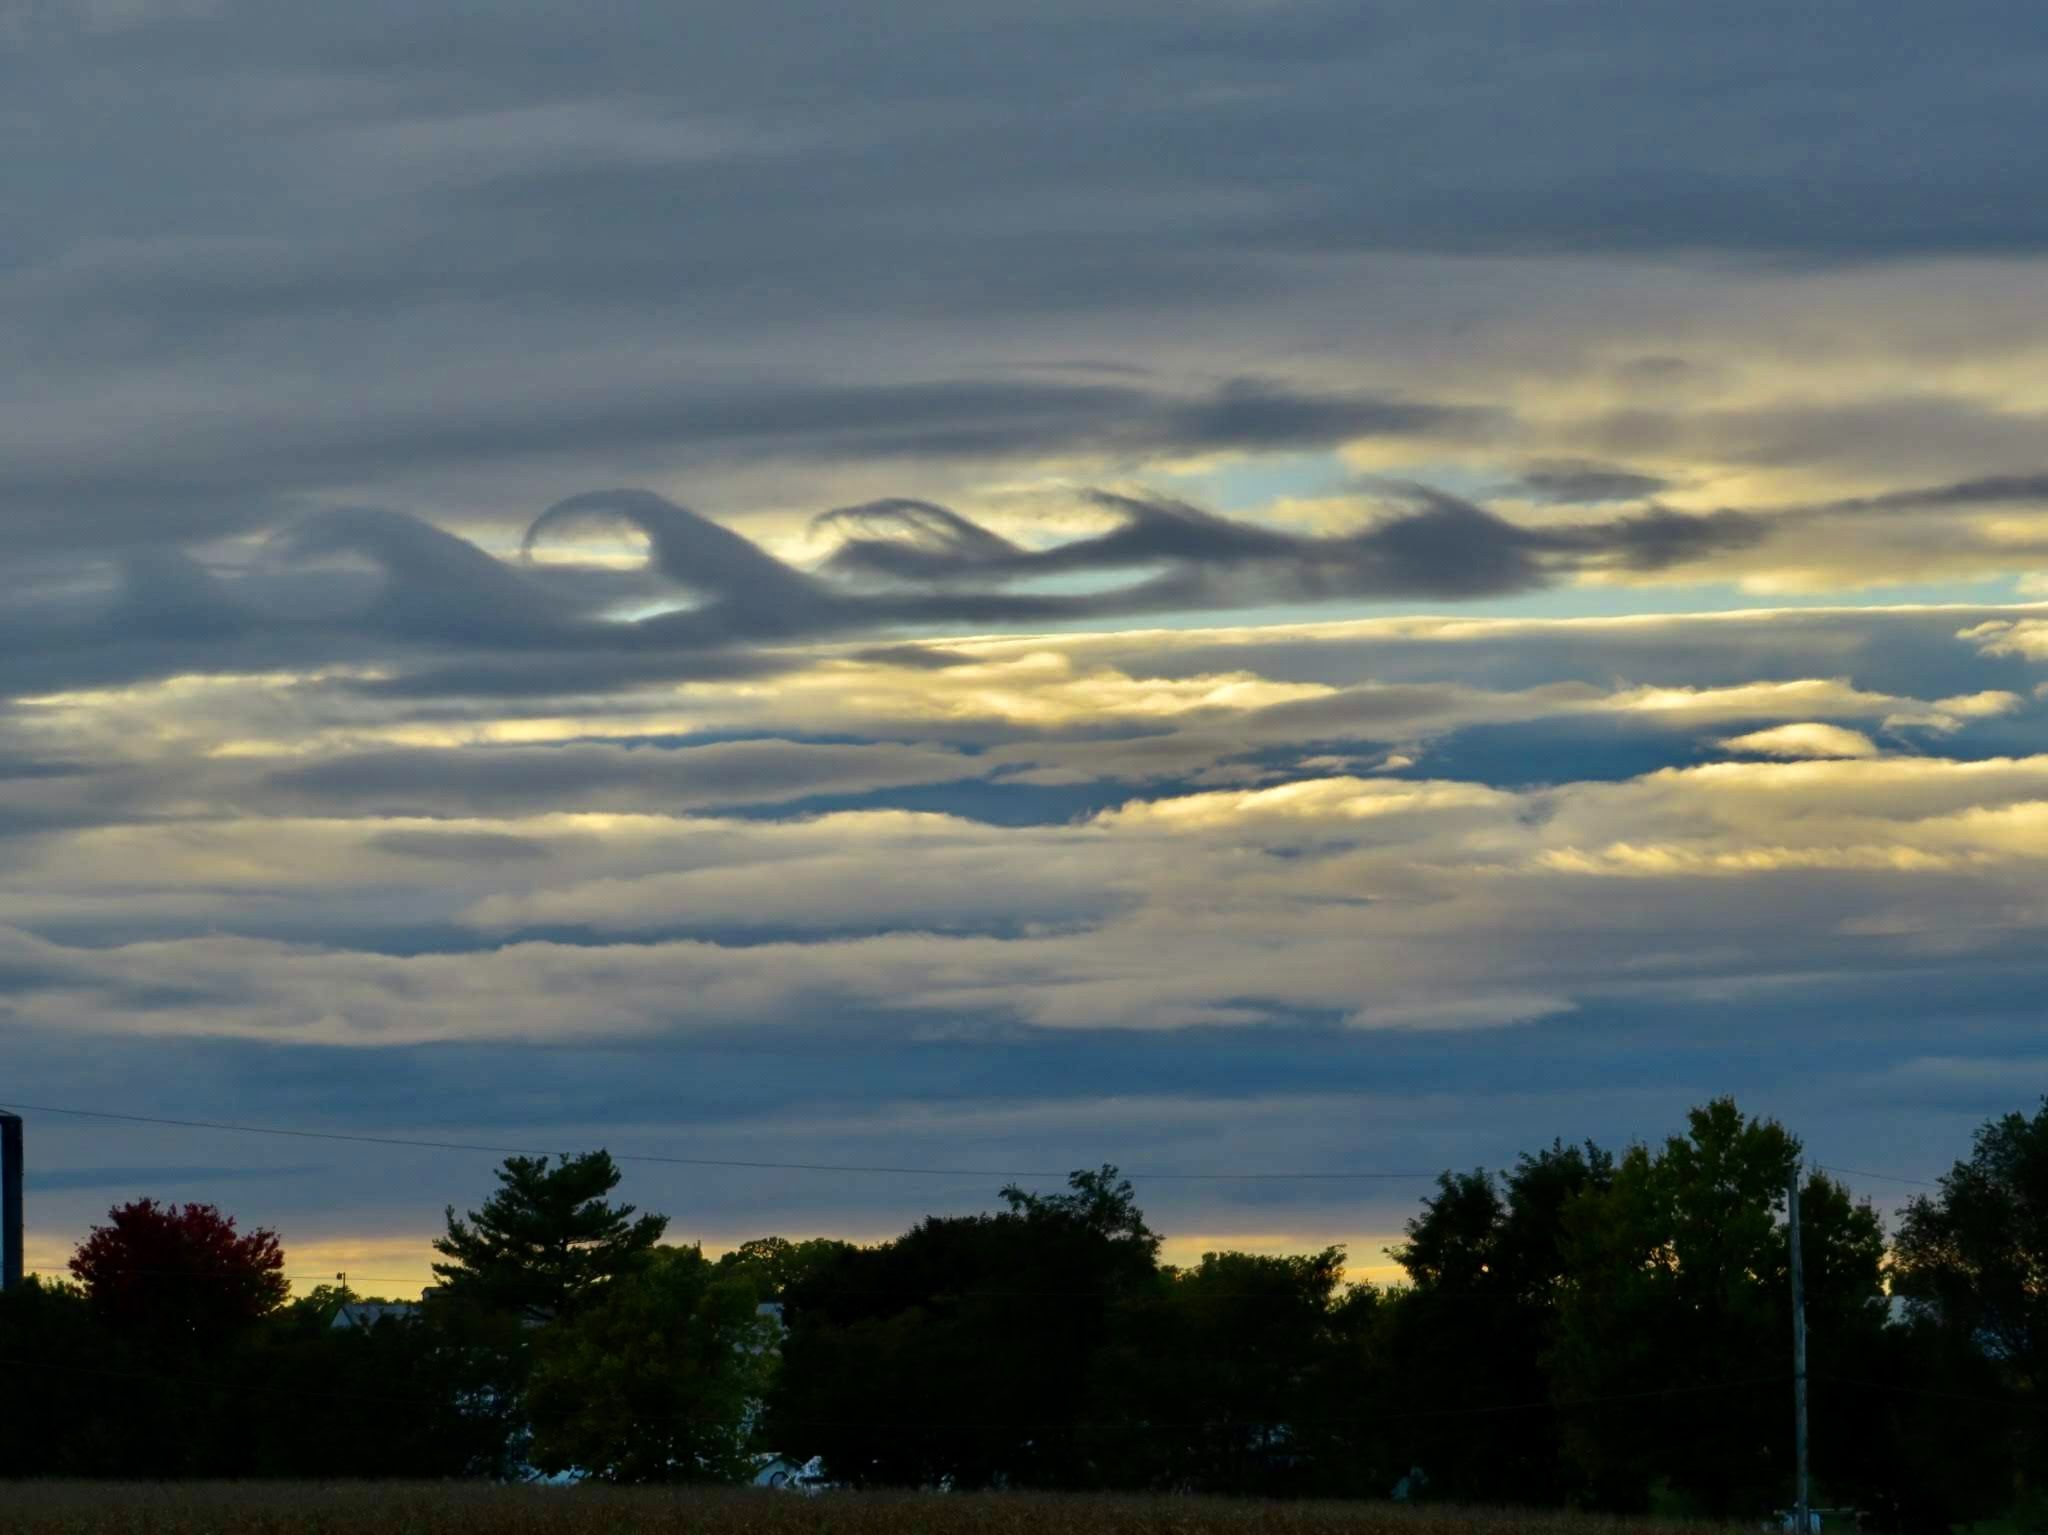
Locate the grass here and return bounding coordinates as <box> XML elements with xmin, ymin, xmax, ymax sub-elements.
<box><xmin>0</xmin><ymin>1485</ymin><xmax>1745</xmax><ymax>1535</ymax></box>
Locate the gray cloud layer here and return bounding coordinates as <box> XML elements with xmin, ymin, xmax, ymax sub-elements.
<box><xmin>13</xmin><ymin>0</ymin><xmax>2048</xmax><ymax>1267</ymax></box>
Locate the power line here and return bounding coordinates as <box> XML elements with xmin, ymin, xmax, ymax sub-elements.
<box><xmin>1815</xmin><ymin>1163</ymin><xmax>1940</xmax><ymax>1188</ymax></box>
<box><xmin>1</xmin><ymin>1101</ymin><xmax>1951</xmax><ymax>1193</ymax></box>
<box><xmin>0</xmin><ymin>1101</ymin><xmax>1442</xmax><ymax>1182</ymax></box>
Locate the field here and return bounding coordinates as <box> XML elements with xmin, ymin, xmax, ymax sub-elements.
<box><xmin>0</xmin><ymin>1486</ymin><xmax>1741</xmax><ymax>1535</ymax></box>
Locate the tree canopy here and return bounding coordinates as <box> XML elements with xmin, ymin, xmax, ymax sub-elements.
<box><xmin>432</xmin><ymin>1150</ymin><xmax>667</xmax><ymax>1323</ymax></box>
<box><xmin>68</xmin><ymin>1198</ymin><xmax>288</xmax><ymax>1345</ymax></box>
<box><xmin>1893</xmin><ymin>1095</ymin><xmax>2048</xmax><ymax>1394</ymax></box>
<box><xmin>7</xmin><ymin>1099</ymin><xmax>2045</xmax><ymax>1523</ymax></box>
<box><xmin>1891</xmin><ymin>1095</ymin><xmax>2048</xmax><ymax>1513</ymax></box>
<box><xmin>526</xmin><ymin>1244</ymin><xmax>774</xmax><ymax>1483</ymax></box>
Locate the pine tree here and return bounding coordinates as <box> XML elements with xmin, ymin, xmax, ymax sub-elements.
<box><xmin>431</xmin><ymin>1151</ymin><xmax>667</xmax><ymax>1323</ymax></box>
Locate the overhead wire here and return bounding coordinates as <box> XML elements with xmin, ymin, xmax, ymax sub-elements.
<box><xmin>3</xmin><ymin>1101</ymin><xmax>1948</xmax><ymax>1191</ymax></box>
<box><xmin>0</xmin><ymin>1100</ymin><xmax>1443</xmax><ymax>1181</ymax></box>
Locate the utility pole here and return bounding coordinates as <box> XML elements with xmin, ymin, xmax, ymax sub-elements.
<box><xmin>1788</xmin><ymin>1159</ymin><xmax>1810</xmax><ymax>1534</ymax></box>
<box><xmin>1</xmin><ymin>1110</ymin><xmax>22</xmax><ymax>1292</ymax></box>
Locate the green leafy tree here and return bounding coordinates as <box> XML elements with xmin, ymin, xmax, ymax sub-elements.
<box><xmin>526</xmin><ymin>1244</ymin><xmax>774</xmax><ymax>1483</ymax></box>
<box><xmin>1551</xmin><ymin>1099</ymin><xmax>1886</xmax><ymax>1517</ymax></box>
<box><xmin>432</xmin><ymin>1150</ymin><xmax>667</xmax><ymax>1323</ymax></box>
<box><xmin>715</xmin><ymin>1235</ymin><xmax>857</xmax><ymax>1302</ymax></box>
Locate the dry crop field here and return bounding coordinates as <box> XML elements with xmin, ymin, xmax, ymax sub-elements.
<box><xmin>0</xmin><ymin>1486</ymin><xmax>1739</xmax><ymax>1535</ymax></box>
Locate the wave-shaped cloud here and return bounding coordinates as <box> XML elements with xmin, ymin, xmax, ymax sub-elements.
<box><xmin>0</xmin><ymin>483</ymin><xmax>1778</xmax><ymax>703</ymax></box>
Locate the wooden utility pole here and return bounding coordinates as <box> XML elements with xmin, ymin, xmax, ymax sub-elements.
<box><xmin>1</xmin><ymin>1110</ymin><xmax>22</xmax><ymax>1292</ymax></box>
<box><xmin>1788</xmin><ymin>1159</ymin><xmax>1810</xmax><ymax>1534</ymax></box>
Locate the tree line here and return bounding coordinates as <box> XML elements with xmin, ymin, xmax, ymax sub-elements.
<box><xmin>0</xmin><ymin>1096</ymin><xmax>2042</xmax><ymax>1528</ymax></box>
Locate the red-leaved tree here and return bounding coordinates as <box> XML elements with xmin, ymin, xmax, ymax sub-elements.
<box><xmin>69</xmin><ymin>1199</ymin><xmax>289</xmax><ymax>1342</ymax></box>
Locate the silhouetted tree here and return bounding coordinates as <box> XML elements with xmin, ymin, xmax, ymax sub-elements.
<box><xmin>1894</xmin><ymin>1096</ymin><xmax>2048</xmax><ymax>1396</ymax></box>
<box><xmin>212</xmin><ymin>1293</ymin><xmax>512</xmax><ymax>1478</ymax></box>
<box><xmin>432</xmin><ymin>1150</ymin><xmax>666</xmax><ymax>1323</ymax></box>
<box><xmin>770</xmin><ymin>1165</ymin><xmax>1163</xmax><ymax>1488</ymax></box>
<box><xmin>69</xmin><ymin>1198</ymin><xmax>288</xmax><ymax>1346</ymax></box>
<box><xmin>1098</xmin><ymin>1247</ymin><xmax>1355</xmax><ymax>1495</ymax></box>
<box><xmin>0</xmin><ymin>1277</ymin><xmax>158</xmax><ymax>1475</ymax></box>
<box><xmin>1383</xmin><ymin>1139</ymin><xmax>1613</xmax><ymax>1505</ymax></box>
<box><xmin>1889</xmin><ymin>1095</ymin><xmax>2048</xmax><ymax>1519</ymax></box>
<box><xmin>10</xmin><ymin>1101</ymin><xmax>2038</xmax><ymax>1513</ymax></box>
<box><xmin>999</xmin><ymin>1164</ymin><xmax>1161</xmax><ymax>1255</ymax></box>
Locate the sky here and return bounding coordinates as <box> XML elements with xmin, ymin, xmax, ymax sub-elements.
<box><xmin>7</xmin><ymin>0</ymin><xmax>2048</xmax><ymax>1295</ymax></box>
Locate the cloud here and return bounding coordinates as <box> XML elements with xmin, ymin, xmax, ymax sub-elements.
<box><xmin>15</xmin><ymin>0</ymin><xmax>2048</xmax><ymax>1259</ymax></box>
<box><xmin>16</xmin><ymin>756</ymin><xmax>2048</xmax><ymax>1048</ymax></box>
<box><xmin>368</xmin><ymin>828</ymin><xmax>551</xmax><ymax>862</ymax></box>
<box><xmin>264</xmin><ymin>739</ymin><xmax>990</xmax><ymax>817</ymax></box>
<box><xmin>1718</xmin><ymin>723</ymin><xmax>1881</xmax><ymax>759</ymax></box>
<box><xmin>1510</xmin><ymin>462</ymin><xmax>1671</xmax><ymax>505</ymax></box>
<box><xmin>1961</xmin><ymin>619</ymin><xmax>2048</xmax><ymax>661</ymax></box>
<box><xmin>1</xmin><ymin>483</ymin><xmax>1795</xmax><ymax>708</ymax></box>
<box><xmin>810</xmin><ymin>484</ymin><xmax>1765</xmax><ymax>611</ymax></box>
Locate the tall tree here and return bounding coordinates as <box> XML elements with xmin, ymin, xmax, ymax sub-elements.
<box><xmin>1893</xmin><ymin>1095</ymin><xmax>2048</xmax><ymax>1397</ymax></box>
<box><xmin>1890</xmin><ymin>1095</ymin><xmax>2048</xmax><ymax>1512</ymax></box>
<box><xmin>69</xmin><ymin>1198</ymin><xmax>287</xmax><ymax>1345</ymax></box>
<box><xmin>432</xmin><ymin>1151</ymin><xmax>666</xmax><ymax>1323</ymax></box>
<box><xmin>770</xmin><ymin>1166</ymin><xmax>1163</xmax><ymax>1489</ymax></box>
<box><xmin>1550</xmin><ymin>1099</ymin><xmax>1886</xmax><ymax>1517</ymax></box>
<box><xmin>1384</xmin><ymin>1140</ymin><xmax>1614</xmax><ymax>1505</ymax></box>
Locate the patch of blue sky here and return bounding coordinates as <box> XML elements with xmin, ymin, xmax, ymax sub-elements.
<box><xmin>1458</xmin><ymin>572</ymin><xmax>2036</xmax><ymax>621</ymax></box>
<box><xmin>1155</xmin><ymin>450</ymin><xmax>1357</xmax><ymax>513</ymax></box>
<box><xmin>1201</xmin><ymin>572</ymin><xmax>2036</xmax><ymax>634</ymax></box>
<box><xmin>1400</xmin><ymin>717</ymin><xmax>1737</xmax><ymax>789</ymax></box>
